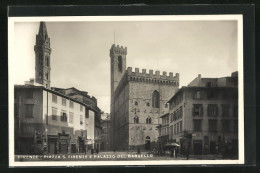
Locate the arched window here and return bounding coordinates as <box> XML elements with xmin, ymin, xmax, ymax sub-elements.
<box><xmin>134</xmin><ymin>116</ymin><xmax>139</xmax><ymax>123</ymax></box>
<box><xmin>118</xmin><ymin>56</ymin><xmax>122</xmax><ymax>72</ymax></box>
<box><xmin>152</xmin><ymin>90</ymin><xmax>160</xmax><ymax>108</ymax></box>
<box><xmin>45</xmin><ymin>72</ymin><xmax>49</xmax><ymax>80</ymax></box>
<box><xmin>146</xmin><ymin>117</ymin><xmax>152</xmax><ymax>124</ymax></box>
<box><xmin>46</xmin><ymin>56</ymin><xmax>50</xmax><ymax>67</ymax></box>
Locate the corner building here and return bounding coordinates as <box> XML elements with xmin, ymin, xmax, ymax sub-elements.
<box><xmin>14</xmin><ymin>84</ymin><xmax>87</xmax><ymax>154</ymax></box>
<box><xmin>167</xmin><ymin>72</ymin><xmax>238</xmax><ymax>156</ymax></box>
<box><xmin>110</xmin><ymin>44</ymin><xmax>179</xmax><ymax>150</ymax></box>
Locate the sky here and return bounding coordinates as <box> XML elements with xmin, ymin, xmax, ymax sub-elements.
<box><xmin>12</xmin><ymin>19</ymin><xmax>238</xmax><ymax>113</ymax></box>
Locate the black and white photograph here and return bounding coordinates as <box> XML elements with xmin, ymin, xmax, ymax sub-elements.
<box><xmin>8</xmin><ymin>15</ymin><xmax>244</xmax><ymax>166</ymax></box>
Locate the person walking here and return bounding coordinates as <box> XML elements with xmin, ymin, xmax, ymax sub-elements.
<box><xmin>171</xmin><ymin>148</ymin><xmax>174</xmax><ymax>157</ymax></box>
<box><xmin>186</xmin><ymin>143</ymin><xmax>190</xmax><ymax>160</ymax></box>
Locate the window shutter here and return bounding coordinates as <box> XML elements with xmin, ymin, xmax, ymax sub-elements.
<box><xmin>216</xmin><ymin>106</ymin><xmax>219</xmax><ymax>116</ymax></box>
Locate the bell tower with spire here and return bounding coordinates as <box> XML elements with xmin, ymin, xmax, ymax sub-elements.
<box><xmin>34</xmin><ymin>21</ymin><xmax>52</xmax><ymax>88</ymax></box>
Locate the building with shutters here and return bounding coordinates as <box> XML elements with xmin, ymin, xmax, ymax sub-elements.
<box><xmin>110</xmin><ymin>44</ymin><xmax>179</xmax><ymax>150</ymax></box>
<box><xmin>51</xmin><ymin>87</ymin><xmax>101</xmax><ymax>150</ymax></box>
<box><xmin>157</xmin><ymin>113</ymin><xmax>169</xmax><ymax>151</ymax></box>
<box><xmin>167</xmin><ymin>72</ymin><xmax>238</xmax><ymax>156</ymax></box>
<box><xmin>14</xmin><ymin>83</ymin><xmax>87</xmax><ymax>154</ymax></box>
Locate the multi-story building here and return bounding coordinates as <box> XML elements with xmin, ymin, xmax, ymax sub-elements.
<box><xmin>157</xmin><ymin>113</ymin><xmax>169</xmax><ymax>149</ymax></box>
<box><xmin>14</xmin><ymin>82</ymin><xmax>87</xmax><ymax>154</ymax></box>
<box><xmin>167</xmin><ymin>72</ymin><xmax>238</xmax><ymax>156</ymax></box>
<box><xmin>52</xmin><ymin>87</ymin><xmax>102</xmax><ymax>150</ymax></box>
<box><xmin>110</xmin><ymin>44</ymin><xmax>179</xmax><ymax>150</ymax></box>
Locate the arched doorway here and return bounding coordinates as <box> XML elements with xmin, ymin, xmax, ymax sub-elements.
<box><xmin>145</xmin><ymin>136</ymin><xmax>151</xmax><ymax>150</ymax></box>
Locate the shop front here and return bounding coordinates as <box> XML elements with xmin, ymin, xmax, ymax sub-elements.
<box><xmin>58</xmin><ymin>132</ymin><xmax>70</xmax><ymax>154</ymax></box>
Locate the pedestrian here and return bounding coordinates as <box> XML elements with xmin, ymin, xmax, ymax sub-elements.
<box><xmin>176</xmin><ymin>147</ymin><xmax>178</xmax><ymax>158</ymax></box>
<box><xmin>186</xmin><ymin>144</ymin><xmax>190</xmax><ymax>160</ymax></box>
<box><xmin>91</xmin><ymin>148</ymin><xmax>94</xmax><ymax>154</ymax></box>
<box><xmin>113</xmin><ymin>148</ymin><xmax>116</xmax><ymax>153</ymax></box>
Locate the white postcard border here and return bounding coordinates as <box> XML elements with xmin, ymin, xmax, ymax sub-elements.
<box><xmin>8</xmin><ymin>15</ymin><xmax>244</xmax><ymax>167</ymax></box>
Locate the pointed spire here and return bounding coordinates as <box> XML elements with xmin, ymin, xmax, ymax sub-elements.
<box><xmin>38</xmin><ymin>21</ymin><xmax>48</xmax><ymax>37</ymax></box>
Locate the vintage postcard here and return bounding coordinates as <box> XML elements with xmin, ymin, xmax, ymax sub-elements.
<box><xmin>8</xmin><ymin>15</ymin><xmax>244</xmax><ymax>167</ymax></box>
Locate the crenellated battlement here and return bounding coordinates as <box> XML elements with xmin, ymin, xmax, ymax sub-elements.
<box><xmin>113</xmin><ymin>67</ymin><xmax>179</xmax><ymax>99</ymax></box>
<box><xmin>110</xmin><ymin>44</ymin><xmax>127</xmax><ymax>55</ymax></box>
<box><xmin>127</xmin><ymin>67</ymin><xmax>179</xmax><ymax>84</ymax></box>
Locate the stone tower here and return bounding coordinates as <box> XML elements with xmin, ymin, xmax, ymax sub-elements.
<box><xmin>110</xmin><ymin>44</ymin><xmax>127</xmax><ymax>95</ymax></box>
<box><xmin>110</xmin><ymin>44</ymin><xmax>127</xmax><ymax>148</ymax></box>
<box><xmin>34</xmin><ymin>22</ymin><xmax>52</xmax><ymax>88</ymax></box>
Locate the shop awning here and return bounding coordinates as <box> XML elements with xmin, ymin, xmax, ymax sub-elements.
<box><xmin>164</xmin><ymin>142</ymin><xmax>180</xmax><ymax>147</ymax></box>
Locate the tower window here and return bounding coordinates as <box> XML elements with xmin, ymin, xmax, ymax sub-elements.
<box><xmin>134</xmin><ymin>116</ymin><xmax>139</xmax><ymax>123</ymax></box>
<box><xmin>45</xmin><ymin>72</ymin><xmax>49</xmax><ymax>80</ymax></box>
<box><xmin>118</xmin><ymin>56</ymin><xmax>122</xmax><ymax>72</ymax></box>
<box><xmin>135</xmin><ymin>101</ymin><xmax>138</xmax><ymax>106</ymax></box>
<box><xmin>152</xmin><ymin>90</ymin><xmax>160</xmax><ymax>108</ymax></box>
<box><xmin>45</xmin><ymin>56</ymin><xmax>50</xmax><ymax>67</ymax></box>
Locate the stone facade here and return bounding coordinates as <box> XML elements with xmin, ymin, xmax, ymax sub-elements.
<box><xmin>34</xmin><ymin>22</ymin><xmax>52</xmax><ymax>88</ymax></box>
<box><xmin>110</xmin><ymin>44</ymin><xmax>179</xmax><ymax>150</ymax></box>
